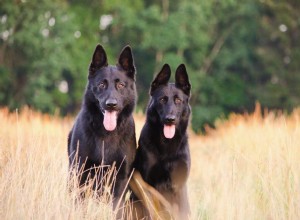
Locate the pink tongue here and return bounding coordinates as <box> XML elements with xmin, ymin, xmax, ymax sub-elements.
<box><xmin>103</xmin><ymin>111</ymin><xmax>117</xmax><ymax>131</ymax></box>
<box><xmin>163</xmin><ymin>125</ymin><xmax>176</xmax><ymax>139</ymax></box>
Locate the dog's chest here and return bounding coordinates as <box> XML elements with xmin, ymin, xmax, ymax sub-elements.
<box><xmin>92</xmin><ymin>136</ymin><xmax>125</xmax><ymax>164</ymax></box>
<box><xmin>147</xmin><ymin>153</ymin><xmax>173</xmax><ymax>183</ymax></box>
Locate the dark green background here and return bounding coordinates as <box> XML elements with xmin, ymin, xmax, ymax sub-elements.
<box><xmin>1</xmin><ymin>0</ymin><xmax>299</xmax><ymax>132</ymax></box>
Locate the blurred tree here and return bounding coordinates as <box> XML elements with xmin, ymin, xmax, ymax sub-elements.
<box><xmin>254</xmin><ymin>0</ymin><xmax>300</xmax><ymax>111</ymax></box>
<box><xmin>0</xmin><ymin>0</ymin><xmax>78</xmax><ymax>113</ymax></box>
<box><xmin>106</xmin><ymin>0</ymin><xmax>300</xmax><ymax>132</ymax></box>
<box><xmin>0</xmin><ymin>0</ymin><xmax>113</xmax><ymax>114</ymax></box>
<box><xmin>0</xmin><ymin>0</ymin><xmax>299</xmax><ymax>132</ymax></box>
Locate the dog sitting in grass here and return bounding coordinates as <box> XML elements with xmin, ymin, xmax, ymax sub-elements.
<box><xmin>68</xmin><ymin>44</ymin><xmax>137</xmax><ymax>211</ymax></box>
<box><xmin>132</xmin><ymin>63</ymin><xmax>191</xmax><ymax>219</ymax></box>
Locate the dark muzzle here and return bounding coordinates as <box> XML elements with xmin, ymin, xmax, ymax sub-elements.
<box><xmin>164</xmin><ymin>115</ymin><xmax>176</xmax><ymax>125</ymax></box>
<box><xmin>106</xmin><ymin>98</ymin><xmax>117</xmax><ymax>110</ymax></box>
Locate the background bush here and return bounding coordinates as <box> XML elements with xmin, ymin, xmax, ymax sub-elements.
<box><xmin>1</xmin><ymin>0</ymin><xmax>299</xmax><ymax>132</ymax></box>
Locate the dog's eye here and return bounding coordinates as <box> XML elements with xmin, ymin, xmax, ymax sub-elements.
<box><xmin>159</xmin><ymin>97</ymin><xmax>167</xmax><ymax>103</ymax></box>
<box><xmin>174</xmin><ymin>97</ymin><xmax>182</xmax><ymax>104</ymax></box>
<box><xmin>117</xmin><ymin>82</ymin><xmax>125</xmax><ymax>89</ymax></box>
<box><xmin>99</xmin><ymin>82</ymin><xmax>106</xmax><ymax>89</ymax></box>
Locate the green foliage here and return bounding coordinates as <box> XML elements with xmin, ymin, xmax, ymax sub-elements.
<box><xmin>1</xmin><ymin>0</ymin><xmax>77</xmax><ymax>113</ymax></box>
<box><xmin>1</xmin><ymin>0</ymin><xmax>300</xmax><ymax>132</ymax></box>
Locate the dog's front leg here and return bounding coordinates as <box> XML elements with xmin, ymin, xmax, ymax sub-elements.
<box><xmin>170</xmin><ymin>159</ymin><xmax>189</xmax><ymax>192</ymax></box>
<box><xmin>113</xmin><ymin>176</ymin><xmax>129</xmax><ymax>219</ymax></box>
<box><xmin>170</xmin><ymin>159</ymin><xmax>191</xmax><ymax>218</ymax></box>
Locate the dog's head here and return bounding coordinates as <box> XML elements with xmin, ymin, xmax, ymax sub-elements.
<box><xmin>149</xmin><ymin>64</ymin><xmax>191</xmax><ymax>139</ymax></box>
<box><xmin>87</xmin><ymin>44</ymin><xmax>136</xmax><ymax>131</ymax></box>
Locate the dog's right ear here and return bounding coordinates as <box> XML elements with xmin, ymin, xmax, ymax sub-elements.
<box><xmin>150</xmin><ymin>64</ymin><xmax>171</xmax><ymax>96</ymax></box>
<box><xmin>89</xmin><ymin>44</ymin><xmax>108</xmax><ymax>76</ymax></box>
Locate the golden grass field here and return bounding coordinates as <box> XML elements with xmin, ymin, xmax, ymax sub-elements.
<box><xmin>0</xmin><ymin>105</ymin><xmax>300</xmax><ymax>219</ymax></box>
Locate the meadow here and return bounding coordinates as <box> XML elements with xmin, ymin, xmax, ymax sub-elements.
<box><xmin>0</xmin><ymin>105</ymin><xmax>299</xmax><ymax>219</ymax></box>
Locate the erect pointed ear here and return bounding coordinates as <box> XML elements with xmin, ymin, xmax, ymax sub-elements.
<box><xmin>89</xmin><ymin>44</ymin><xmax>108</xmax><ymax>75</ymax></box>
<box><xmin>150</xmin><ymin>64</ymin><xmax>171</xmax><ymax>96</ymax></box>
<box><xmin>118</xmin><ymin>45</ymin><xmax>136</xmax><ymax>80</ymax></box>
<box><xmin>175</xmin><ymin>64</ymin><xmax>191</xmax><ymax>96</ymax></box>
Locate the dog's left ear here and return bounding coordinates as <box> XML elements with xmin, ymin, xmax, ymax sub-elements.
<box><xmin>175</xmin><ymin>64</ymin><xmax>191</xmax><ymax>96</ymax></box>
<box><xmin>118</xmin><ymin>45</ymin><xmax>136</xmax><ymax>80</ymax></box>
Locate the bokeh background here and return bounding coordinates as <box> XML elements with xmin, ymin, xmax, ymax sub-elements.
<box><xmin>1</xmin><ymin>0</ymin><xmax>300</xmax><ymax>132</ymax></box>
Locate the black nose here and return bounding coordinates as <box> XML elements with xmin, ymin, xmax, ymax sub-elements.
<box><xmin>106</xmin><ymin>98</ymin><xmax>117</xmax><ymax>109</ymax></box>
<box><xmin>164</xmin><ymin>115</ymin><xmax>176</xmax><ymax>124</ymax></box>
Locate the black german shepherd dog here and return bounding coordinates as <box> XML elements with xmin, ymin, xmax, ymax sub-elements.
<box><xmin>68</xmin><ymin>44</ymin><xmax>137</xmax><ymax>207</ymax></box>
<box><xmin>133</xmin><ymin>64</ymin><xmax>191</xmax><ymax>218</ymax></box>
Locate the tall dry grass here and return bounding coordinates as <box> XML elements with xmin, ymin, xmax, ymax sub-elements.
<box><xmin>0</xmin><ymin>108</ymin><xmax>114</xmax><ymax>220</ymax></box>
<box><xmin>0</xmin><ymin>105</ymin><xmax>299</xmax><ymax>219</ymax></box>
<box><xmin>189</xmin><ymin>104</ymin><xmax>300</xmax><ymax>220</ymax></box>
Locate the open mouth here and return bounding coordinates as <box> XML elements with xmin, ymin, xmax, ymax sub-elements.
<box><xmin>103</xmin><ymin>110</ymin><xmax>118</xmax><ymax>131</ymax></box>
<box><xmin>163</xmin><ymin>124</ymin><xmax>176</xmax><ymax>139</ymax></box>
